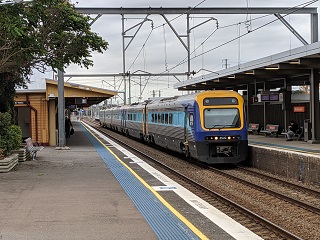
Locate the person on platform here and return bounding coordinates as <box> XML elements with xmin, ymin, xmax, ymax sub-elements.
<box><xmin>285</xmin><ymin>120</ymin><xmax>299</xmax><ymax>141</ymax></box>
<box><xmin>65</xmin><ymin>116</ymin><xmax>73</xmax><ymax>138</ymax></box>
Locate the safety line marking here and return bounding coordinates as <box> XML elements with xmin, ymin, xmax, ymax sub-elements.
<box><xmin>82</xmin><ymin>122</ymin><xmax>263</xmax><ymax>240</ymax></box>
<box><xmin>249</xmin><ymin>141</ymin><xmax>320</xmax><ymax>158</ymax></box>
<box><xmin>81</xmin><ymin>122</ymin><xmax>209</xmax><ymax>240</ymax></box>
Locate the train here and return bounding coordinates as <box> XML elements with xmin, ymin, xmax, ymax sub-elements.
<box><xmin>99</xmin><ymin>90</ymin><xmax>248</xmax><ymax>164</ymax></box>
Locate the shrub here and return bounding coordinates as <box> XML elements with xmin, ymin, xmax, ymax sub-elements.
<box><xmin>0</xmin><ymin>112</ymin><xmax>22</xmax><ymax>157</ymax></box>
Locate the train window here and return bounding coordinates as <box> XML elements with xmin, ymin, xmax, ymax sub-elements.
<box><xmin>189</xmin><ymin>113</ymin><xmax>194</xmax><ymax>127</ymax></box>
<box><xmin>169</xmin><ymin>113</ymin><xmax>173</xmax><ymax>125</ymax></box>
<box><xmin>178</xmin><ymin>113</ymin><xmax>184</xmax><ymax>126</ymax></box>
<box><xmin>158</xmin><ymin>113</ymin><xmax>161</xmax><ymax>123</ymax></box>
<box><xmin>165</xmin><ymin>114</ymin><xmax>168</xmax><ymax>124</ymax></box>
<box><xmin>204</xmin><ymin>108</ymin><xmax>240</xmax><ymax>129</ymax></box>
<box><xmin>161</xmin><ymin>114</ymin><xmax>165</xmax><ymax>124</ymax></box>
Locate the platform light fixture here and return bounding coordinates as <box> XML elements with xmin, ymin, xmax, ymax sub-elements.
<box><xmin>289</xmin><ymin>60</ymin><xmax>300</xmax><ymax>64</ymax></box>
<box><xmin>48</xmin><ymin>93</ymin><xmax>56</xmax><ymax>100</ymax></box>
<box><xmin>265</xmin><ymin>65</ymin><xmax>279</xmax><ymax>70</ymax></box>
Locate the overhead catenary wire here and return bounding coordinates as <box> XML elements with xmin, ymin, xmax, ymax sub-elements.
<box><xmin>107</xmin><ymin>0</ymin><xmax>318</xmax><ymax>102</ymax></box>
<box><xmin>141</xmin><ymin>0</ymin><xmax>318</xmax><ymax>90</ymax></box>
<box><xmin>125</xmin><ymin>0</ymin><xmax>208</xmax><ymax>73</ymax></box>
<box><xmin>162</xmin><ymin>0</ymin><xmax>319</xmax><ymax>75</ymax></box>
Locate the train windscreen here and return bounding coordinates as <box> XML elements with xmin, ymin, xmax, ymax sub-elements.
<box><xmin>204</xmin><ymin>108</ymin><xmax>240</xmax><ymax>129</ymax></box>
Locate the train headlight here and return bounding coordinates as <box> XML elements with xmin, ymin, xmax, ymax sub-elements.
<box><xmin>205</xmin><ymin>135</ymin><xmax>241</xmax><ymax>140</ymax></box>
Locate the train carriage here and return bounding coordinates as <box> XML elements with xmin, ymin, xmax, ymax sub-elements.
<box><xmin>124</xmin><ymin>102</ymin><xmax>145</xmax><ymax>139</ymax></box>
<box><xmin>190</xmin><ymin>90</ymin><xmax>247</xmax><ymax>163</ymax></box>
<box><xmin>144</xmin><ymin>95</ymin><xmax>195</xmax><ymax>155</ymax></box>
<box><xmin>100</xmin><ymin>90</ymin><xmax>248</xmax><ymax>164</ymax></box>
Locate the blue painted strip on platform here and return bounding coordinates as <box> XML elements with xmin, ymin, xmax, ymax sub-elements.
<box><xmin>79</xmin><ymin>124</ymin><xmax>200</xmax><ymax>240</ymax></box>
<box><xmin>249</xmin><ymin>140</ymin><xmax>320</xmax><ymax>154</ymax></box>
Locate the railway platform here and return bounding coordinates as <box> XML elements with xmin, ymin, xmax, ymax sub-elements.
<box><xmin>248</xmin><ymin>133</ymin><xmax>320</xmax><ymax>186</ymax></box>
<box><xmin>0</xmin><ymin>121</ymin><xmax>263</xmax><ymax>240</ymax></box>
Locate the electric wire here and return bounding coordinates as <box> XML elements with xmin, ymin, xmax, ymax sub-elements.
<box><xmin>162</xmin><ymin>0</ymin><xmax>318</xmax><ymax>75</ymax></box>
<box><xmin>137</xmin><ymin>0</ymin><xmax>317</xmax><ymax>91</ymax></box>
<box><xmin>126</xmin><ymin>0</ymin><xmax>208</xmax><ymax>73</ymax></box>
<box><xmin>98</xmin><ymin>0</ymin><xmax>318</xmax><ymax>102</ymax></box>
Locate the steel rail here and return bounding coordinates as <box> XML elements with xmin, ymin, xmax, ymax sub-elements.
<box><xmin>207</xmin><ymin>166</ymin><xmax>320</xmax><ymax>215</ymax></box>
<box><xmin>238</xmin><ymin>166</ymin><xmax>320</xmax><ymax>197</ymax></box>
<box><xmin>85</xmin><ymin>119</ymin><xmax>304</xmax><ymax>240</ymax></box>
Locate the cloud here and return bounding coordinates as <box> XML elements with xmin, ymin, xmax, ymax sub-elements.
<box><xmin>32</xmin><ymin>0</ymin><xmax>319</xmax><ymax>103</ymax></box>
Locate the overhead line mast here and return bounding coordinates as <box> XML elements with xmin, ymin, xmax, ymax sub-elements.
<box><xmin>73</xmin><ymin>7</ymin><xmax>318</xmax><ymax>104</ymax></box>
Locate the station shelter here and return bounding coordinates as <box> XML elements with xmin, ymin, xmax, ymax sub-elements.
<box><xmin>174</xmin><ymin>41</ymin><xmax>320</xmax><ymax>143</ymax></box>
<box><xmin>14</xmin><ymin>79</ymin><xmax>117</xmax><ymax>146</ymax></box>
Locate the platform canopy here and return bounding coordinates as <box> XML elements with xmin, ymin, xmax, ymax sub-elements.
<box><xmin>46</xmin><ymin>79</ymin><xmax>118</xmax><ymax>107</ymax></box>
<box><xmin>174</xmin><ymin>41</ymin><xmax>320</xmax><ymax>91</ymax></box>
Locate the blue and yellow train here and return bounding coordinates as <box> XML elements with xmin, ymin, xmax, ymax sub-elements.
<box><xmin>99</xmin><ymin>90</ymin><xmax>248</xmax><ymax>164</ymax></box>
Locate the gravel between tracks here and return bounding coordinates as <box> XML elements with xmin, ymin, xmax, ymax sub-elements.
<box><xmin>88</xmin><ymin>120</ymin><xmax>320</xmax><ymax>240</ymax></box>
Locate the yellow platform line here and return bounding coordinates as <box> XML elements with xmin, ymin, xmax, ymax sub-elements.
<box><xmin>82</xmin><ymin>122</ymin><xmax>209</xmax><ymax>240</ymax></box>
<box><xmin>249</xmin><ymin>142</ymin><xmax>320</xmax><ymax>156</ymax></box>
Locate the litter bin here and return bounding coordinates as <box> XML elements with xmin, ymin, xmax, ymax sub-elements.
<box><xmin>304</xmin><ymin>119</ymin><xmax>311</xmax><ymax>141</ymax></box>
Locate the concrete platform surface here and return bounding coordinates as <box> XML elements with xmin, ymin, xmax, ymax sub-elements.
<box><xmin>0</xmin><ymin>123</ymin><xmax>156</xmax><ymax>240</ymax></box>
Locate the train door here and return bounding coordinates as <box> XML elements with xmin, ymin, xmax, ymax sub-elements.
<box><xmin>121</xmin><ymin>109</ymin><xmax>126</xmax><ymax>130</ymax></box>
<box><xmin>142</xmin><ymin>105</ymin><xmax>148</xmax><ymax>140</ymax></box>
<box><xmin>183</xmin><ymin>107</ymin><xmax>190</xmax><ymax>157</ymax></box>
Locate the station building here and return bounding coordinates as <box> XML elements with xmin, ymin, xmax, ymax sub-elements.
<box><xmin>14</xmin><ymin>79</ymin><xmax>117</xmax><ymax>146</ymax></box>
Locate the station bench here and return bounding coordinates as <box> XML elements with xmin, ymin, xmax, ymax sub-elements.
<box><xmin>260</xmin><ymin>124</ymin><xmax>283</xmax><ymax>137</ymax></box>
<box><xmin>248</xmin><ymin>123</ymin><xmax>261</xmax><ymax>135</ymax></box>
<box><xmin>25</xmin><ymin>138</ymin><xmax>44</xmax><ymax>160</ymax></box>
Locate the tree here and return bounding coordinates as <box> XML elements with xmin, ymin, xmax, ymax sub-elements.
<box><xmin>298</xmin><ymin>85</ymin><xmax>309</xmax><ymax>94</ymax></box>
<box><xmin>0</xmin><ymin>0</ymin><xmax>109</xmax><ymax>113</ymax></box>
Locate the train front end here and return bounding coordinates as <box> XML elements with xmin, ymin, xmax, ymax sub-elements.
<box><xmin>192</xmin><ymin>90</ymin><xmax>248</xmax><ymax>164</ymax></box>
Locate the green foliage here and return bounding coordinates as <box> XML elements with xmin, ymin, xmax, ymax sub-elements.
<box><xmin>0</xmin><ymin>73</ymin><xmax>18</xmax><ymax>114</ymax></box>
<box><xmin>0</xmin><ymin>112</ymin><xmax>22</xmax><ymax>157</ymax></box>
<box><xmin>8</xmin><ymin>125</ymin><xmax>22</xmax><ymax>151</ymax></box>
<box><xmin>0</xmin><ymin>0</ymin><xmax>109</xmax><ymax>73</ymax></box>
<box><xmin>0</xmin><ymin>0</ymin><xmax>109</xmax><ymax>113</ymax></box>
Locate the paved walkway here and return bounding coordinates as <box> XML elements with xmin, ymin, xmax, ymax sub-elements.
<box><xmin>0</xmin><ymin>122</ymin><xmax>156</xmax><ymax>240</ymax></box>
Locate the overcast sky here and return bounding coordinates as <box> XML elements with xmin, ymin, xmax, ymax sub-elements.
<box><xmin>32</xmin><ymin>0</ymin><xmax>320</xmax><ymax>104</ymax></box>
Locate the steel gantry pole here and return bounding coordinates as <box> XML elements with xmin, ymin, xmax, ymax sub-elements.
<box><xmin>122</xmin><ymin>14</ymin><xmax>127</xmax><ymax>105</ymax></box>
<box><xmin>187</xmin><ymin>13</ymin><xmax>190</xmax><ymax>80</ymax></box>
<box><xmin>57</xmin><ymin>69</ymin><xmax>66</xmax><ymax>148</ymax></box>
<box><xmin>311</xmin><ymin>13</ymin><xmax>319</xmax><ymax>43</ymax></box>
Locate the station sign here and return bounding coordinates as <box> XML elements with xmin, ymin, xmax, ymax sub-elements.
<box><xmin>293</xmin><ymin>106</ymin><xmax>305</xmax><ymax>113</ymax></box>
<box><xmin>257</xmin><ymin>93</ymin><xmax>283</xmax><ymax>102</ymax></box>
<box><xmin>15</xmin><ymin>101</ymin><xmax>28</xmax><ymax>105</ymax></box>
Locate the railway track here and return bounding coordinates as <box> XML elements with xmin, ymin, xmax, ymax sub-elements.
<box><xmin>83</xmin><ymin>119</ymin><xmax>320</xmax><ymax>240</ymax></box>
<box><xmin>205</xmin><ymin>166</ymin><xmax>320</xmax><ymax>214</ymax></box>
